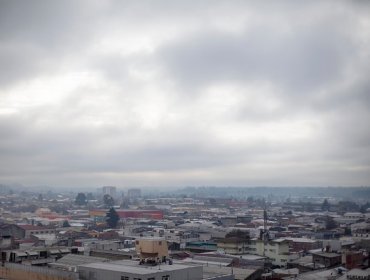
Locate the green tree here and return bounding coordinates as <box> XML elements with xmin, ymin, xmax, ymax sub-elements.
<box><xmin>322</xmin><ymin>199</ymin><xmax>330</xmax><ymax>211</ymax></box>
<box><xmin>75</xmin><ymin>193</ymin><xmax>87</xmax><ymax>205</ymax></box>
<box><xmin>325</xmin><ymin>216</ymin><xmax>337</xmax><ymax>230</ymax></box>
<box><xmin>62</xmin><ymin>220</ymin><xmax>71</xmax><ymax>227</ymax></box>
<box><xmin>344</xmin><ymin>227</ymin><xmax>351</xmax><ymax>235</ymax></box>
<box><xmin>103</xmin><ymin>194</ymin><xmax>115</xmax><ymax>207</ymax></box>
<box><xmin>360</xmin><ymin>202</ymin><xmax>370</xmax><ymax>213</ymax></box>
<box><xmin>106</xmin><ymin>207</ymin><xmax>119</xmax><ymax>228</ymax></box>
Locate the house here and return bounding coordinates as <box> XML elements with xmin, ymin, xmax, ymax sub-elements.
<box><xmin>247</xmin><ymin>238</ymin><xmax>299</xmax><ymax>266</ymax></box>
<box><xmin>0</xmin><ymin>224</ymin><xmax>24</xmax><ymax>239</ymax></box>
<box><xmin>185</xmin><ymin>241</ymin><xmax>218</xmax><ymax>253</ymax></box>
<box><xmin>217</xmin><ymin>237</ymin><xmax>249</xmax><ymax>255</ymax></box>
<box><xmin>312</xmin><ymin>252</ymin><xmax>342</xmax><ymax>268</ymax></box>
<box><xmin>135</xmin><ymin>238</ymin><xmax>169</xmax><ymax>263</ymax></box>
<box><xmin>284</xmin><ymin>237</ymin><xmax>321</xmax><ymax>253</ymax></box>
<box><xmin>343</xmin><ymin>251</ymin><xmax>364</xmax><ymax>269</ymax></box>
<box><xmin>17</xmin><ymin>225</ymin><xmax>56</xmax><ymax>239</ymax></box>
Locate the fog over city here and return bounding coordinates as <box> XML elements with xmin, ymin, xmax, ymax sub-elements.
<box><xmin>1</xmin><ymin>1</ymin><xmax>370</xmax><ymax>188</ymax></box>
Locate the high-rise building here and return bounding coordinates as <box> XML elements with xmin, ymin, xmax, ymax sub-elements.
<box><xmin>102</xmin><ymin>186</ymin><xmax>117</xmax><ymax>198</ymax></box>
<box><xmin>127</xmin><ymin>188</ymin><xmax>141</xmax><ymax>199</ymax></box>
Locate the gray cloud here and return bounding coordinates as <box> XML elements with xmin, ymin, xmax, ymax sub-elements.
<box><xmin>160</xmin><ymin>20</ymin><xmax>355</xmax><ymax>96</ymax></box>
<box><xmin>0</xmin><ymin>1</ymin><xmax>369</xmax><ymax>187</ymax></box>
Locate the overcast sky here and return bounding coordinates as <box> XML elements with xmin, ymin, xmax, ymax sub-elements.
<box><xmin>0</xmin><ymin>1</ymin><xmax>370</xmax><ymax>188</ymax></box>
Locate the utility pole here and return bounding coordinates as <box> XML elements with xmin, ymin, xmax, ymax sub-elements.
<box><xmin>261</xmin><ymin>205</ymin><xmax>268</xmax><ymax>256</ymax></box>
<box><xmin>261</xmin><ymin>204</ymin><xmax>270</xmax><ymax>272</ymax></box>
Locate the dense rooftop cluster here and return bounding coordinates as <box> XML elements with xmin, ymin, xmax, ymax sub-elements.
<box><xmin>0</xmin><ymin>186</ymin><xmax>369</xmax><ymax>279</ymax></box>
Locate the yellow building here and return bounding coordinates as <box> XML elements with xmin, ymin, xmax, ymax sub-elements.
<box><xmin>217</xmin><ymin>237</ymin><xmax>249</xmax><ymax>255</ymax></box>
<box><xmin>247</xmin><ymin>238</ymin><xmax>299</xmax><ymax>266</ymax></box>
<box><xmin>135</xmin><ymin>238</ymin><xmax>169</xmax><ymax>263</ymax></box>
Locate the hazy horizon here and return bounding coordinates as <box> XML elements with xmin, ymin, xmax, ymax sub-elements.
<box><xmin>2</xmin><ymin>183</ymin><xmax>370</xmax><ymax>192</ymax></box>
<box><xmin>1</xmin><ymin>1</ymin><xmax>370</xmax><ymax>188</ymax></box>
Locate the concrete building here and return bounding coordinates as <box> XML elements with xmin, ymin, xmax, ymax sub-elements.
<box><xmin>152</xmin><ymin>228</ymin><xmax>207</xmax><ymax>250</ymax></box>
<box><xmin>185</xmin><ymin>241</ymin><xmax>218</xmax><ymax>253</ymax></box>
<box><xmin>247</xmin><ymin>238</ymin><xmax>299</xmax><ymax>266</ymax></box>
<box><xmin>0</xmin><ymin>224</ymin><xmax>24</xmax><ymax>240</ymax></box>
<box><xmin>135</xmin><ymin>238</ymin><xmax>169</xmax><ymax>263</ymax></box>
<box><xmin>17</xmin><ymin>225</ymin><xmax>56</xmax><ymax>239</ymax></box>
<box><xmin>352</xmin><ymin>222</ymin><xmax>370</xmax><ymax>238</ymax></box>
<box><xmin>102</xmin><ymin>186</ymin><xmax>117</xmax><ymax>198</ymax></box>
<box><xmin>78</xmin><ymin>259</ymin><xmax>231</xmax><ymax>280</ymax></box>
<box><xmin>49</xmin><ymin>254</ymin><xmax>109</xmax><ymax>272</ymax></box>
<box><xmin>0</xmin><ymin>262</ymin><xmax>78</xmax><ymax>280</ymax></box>
<box><xmin>284</xmin><ymin>238</ymin><xmax>321</xmax><ymax>253</ymax></box>
<box><xmin>312</xmin><ymin>252</ymin><xmax>342</xmax><ymax>268</ymax></box>
<box><xmin>127</xmin><ymin>189</ymin><xmax>141</xmax><ymax>199</ymax></box>
<box><xmin>1</xmin><ymin>247</ymin><xmax>72</xmax><ymax>265</ymax></box>
<box><xmin>0</xmin><ymin>224</ymin><xmax>56</xmax><ymax>240</ymax></box>
<box><xmin>217</xmin><ymin>237</ymin><xmax>249</xmax><ymax>255</ymax></box>
<box><xmin>342</xmin><ymin>251</ymin><xmax>364</xmax><ymax>269</ymax></box>
<box><xmin>335</xmin><ymin>212</ymin><xmax>365</xmax><ymax>225</ymax></box>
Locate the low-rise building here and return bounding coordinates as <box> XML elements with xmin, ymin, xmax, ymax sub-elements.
<box><xmin>247</xmin><ymin>238</ymin><xmax>299</xmax><ymax>266</ymax></box>
<box><xmin>342</xmin><ymin>251</ymin><xmax>364</xmax><ymax>269</ymax></box>
<box><xmin>17</xmin><ymin>225</ymin><xmax>56</xmax><ymax>239</ymax></box>
<box><xmin>135</xmin><ymin>238</ymin><xmax>168</xmax><ymax>263</ymax></box>
<box><xmin>78</xmin><ymin>259</ymin><xmax>232</xmax><ymax>280</ymax></box>
<box><xmin>312</xmin><ymin>252</ymin><xmax>342</xmax><ymax>268</ymax></box>
<box><xmin>284</xmin><ymin>238</ymin><xmax>321</xmax><ymax>253</ymax></box>
<box><xmin>217</xmin><ymin>237</ymin><xmax>249</xmax><ymax>255</ymax></box>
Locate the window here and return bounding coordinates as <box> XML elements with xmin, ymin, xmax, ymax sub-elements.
<box><xmin>147</xmin><ymin>278</ymin><xmax>155</xmax><ymax>280</ymax></box>
<box><xmin>162</xmin><ymin>276</ymin><xmax>170</xmax><ymax>280</ymax></box>
<box><xmin>121</xmin><ymin>277</ymin><xmax>129</xmax><ymax>280</ymax></box>
<box><xmin>133</xmin><ymin>278</ymin><xmax>142</xmax><ymax>280</ymax></box>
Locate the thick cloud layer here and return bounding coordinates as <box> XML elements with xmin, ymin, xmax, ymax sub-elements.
<box><xmin>0</xmin><ymin>0</ymin><xmax>369</xmax><ymax>188</ymax></box>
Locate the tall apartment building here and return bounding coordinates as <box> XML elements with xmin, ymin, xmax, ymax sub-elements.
<box><xmin>127</xmin><ymin>188</ymin><xmax>141</xmax><ymax>199</ymax></box>
<box><xmin>102</xmin><ymin>186</ymin><xmax>117</xmax><ymax>198</ymax></box>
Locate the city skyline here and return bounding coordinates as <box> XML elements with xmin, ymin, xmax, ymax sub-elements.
<box><xmin>0</xmin><ymin>1</ymin><xmax>370</xmax><ymax>188</ymax></box>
